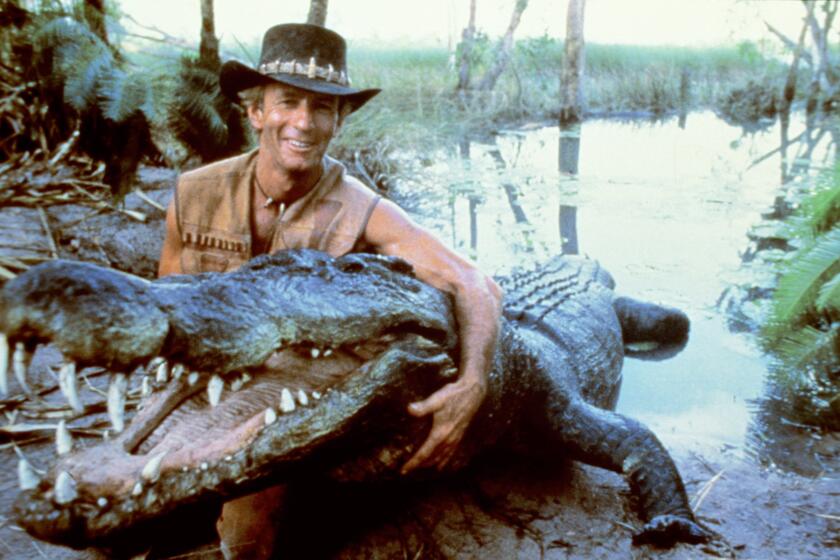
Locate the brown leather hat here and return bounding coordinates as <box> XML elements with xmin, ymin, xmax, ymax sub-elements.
<box><xmin>220</xmin><ymin>24</ymin><xmax>380</xmax><ymax>112</ymax></box>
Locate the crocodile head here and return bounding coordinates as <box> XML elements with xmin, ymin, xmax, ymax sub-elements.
<box><xmin>2</xmin><ymin>250</ymin><xmax>457</xmax><ymax>548</ymax></box>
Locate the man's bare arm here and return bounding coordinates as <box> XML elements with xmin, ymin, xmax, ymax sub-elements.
<box><xmin>158</xmin><ymin>198</ymin><xmax>183</xmax><ymax>277</ymax></box>
<box><xmin>363</xmin><ymin>198</ymin><xmax>503</xmax><ymax>472</ymax></box>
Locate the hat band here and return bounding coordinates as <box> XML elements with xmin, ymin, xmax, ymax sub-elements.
<box><xmin>258</xmin><ymin>57</ymin><xmax>350</xmax><ymax>87</ymax></box>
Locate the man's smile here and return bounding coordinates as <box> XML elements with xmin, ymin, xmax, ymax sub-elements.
<box><xmin>285</xmin><ymin>139</ymin><xmax>317</xmax><ymax>151</ymax></box>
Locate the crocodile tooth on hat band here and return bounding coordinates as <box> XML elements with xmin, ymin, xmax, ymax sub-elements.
<box><xmin>258</xmin><ymin>58</ymin><xmax>350</xmax><ymax>86</ymax></box>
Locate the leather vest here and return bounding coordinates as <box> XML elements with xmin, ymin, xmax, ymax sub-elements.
<box><xmin>175</xmin><ymin>149</ymin><xmax>381</xmax><ymax>273</ymax></box>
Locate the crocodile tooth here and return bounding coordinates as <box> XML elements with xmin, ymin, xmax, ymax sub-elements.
<box><xmin>187</xmin><ymin>371</ymin><xmax>200</xmax><ymax>386</ymax></box>
<box><xmin>54</xmin><ymin>472</ymin><xmax>77</xmax><ymax>504</ymax></box>
<box><xmin>296</xmin><ymin>389</ymin><xmax>309</xmax><ymax>406</ymax></box>
<box><xmin>155</xmin><ymin>360</ymin><xmax>169</xmax><ymax>383</ymax></box>
<box><xmin>141</xmin><ymin>376</ymin><xmax>152</xmax><ymax>397</ymax></box>
<box><xmin>0</xmin><ymin>333</ymin><xmax>9</xmax><ymax>396</ymax></box>
<box><xmin>59</xmin><ymin>361</ymin><xmax>83</xmax><ymax>413</ymax></box>
<box><xmin>207</xmin><ymin>375</ymin><xmax>223</xmax><ymax>407</ymax></box>
<box><xmin>312</xmin><ymin>391</ymin><xmax>321</xmax><ymax>400</ymax></box>
<box><xmin>18</xmin><ymin>458</ymin><xmax>39</xmax><ymax>491</ymax></box>
<box><xmin>147</xmin><ymin>356</ymin><xmax>165</xmax><ymax>371</ymax></box>
<box><xmin>264</xmin><ymin>407</ymin><xmax>277</xmax><ymax>425</ymax></box>
<box><xmin>141</xmin><ymin>452</ymin><xmax>167</xmax><ymax>482</ymax></box>
<box><xmin>279</xmin><ymin>388</ymin><xmax>296</xmax><ymax>413</ymax></box>
<box><xmin>172</xmin><ymin>364</ymin><xmax>185</xmax><ymax>380</ymax></box>
<box><xmin>132</xmin><ymin>481</ymin><xmax>143</xmax><ymax>496</ymax></box>
<box><xmin>12</xmin><ymin>342</ymin><xmax>29</xmax><ymax>392</ymax></box>
<box><xmin>310</xmin><ymin>347</ymin><xmax>321</xmax><ymax>359</ymax></box>
<box><xmin>56</xmin><ymin>420</ymin><xmax>73</xmax><ymax>455</ymax></box>
<box><xmin>97</xmin><ymin>497</ymin><xmax>108</xmax><ymax>508</ymax></box>
<box><xmin>323</xmin><ymin>348</ymin><xmax>333</xmax><ymax>357</ymax></box>
<box><xmin>230</xmin><ymin>372</ymin><xmax>252</xmax><ymax>392</ymax></box>
<box><xmin>107</xmin><ymin>374</ymin><xmax>127</xmax><ymax>433</ymax></box>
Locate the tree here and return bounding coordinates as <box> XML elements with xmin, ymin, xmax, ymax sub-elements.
<box><xmin>559</xmin><ymin>0</ymin><xmax>585</xmax><ymax>124</ymax></box>
<box><xmin>199</xmin><ymin>0</ymin><xmax>220</xmax><ymax>71</ymax></box>
<box><xmin>307</xmin><ymin>0</ymin><xmax>328</xmax><ymax>26</ymax></box>
<box><xmin>803</xmin><ymin>0</ymin><xmax>838</xmax><ymax>112</ymax></box>
<box><xmin>455</xmin><ymin>0</ymin><xmax>477</xmax><ymax>92</ymax></box>
<box><xmin>82</xmin><ymin>0</ymin><xmax>108</xmax><ymax>44</ymax></box>
<box><xmin>475</xmin><ymin>0</ymin><xmax>529</xmax><ymax>91</ymax></box>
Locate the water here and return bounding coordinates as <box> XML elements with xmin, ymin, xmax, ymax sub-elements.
<box><xmin>395</xmin><ymin>110</ymin><xmax>837</xmax><ymax>465</ymax></box>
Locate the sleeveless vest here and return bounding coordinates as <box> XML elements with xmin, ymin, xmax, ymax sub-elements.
<box><xmin>175</xmin><ymin>149</ymin><xmax>381</xmax><ymax>273</ymax></box>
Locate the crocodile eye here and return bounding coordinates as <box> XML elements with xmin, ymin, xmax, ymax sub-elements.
<box><xmin>386</xmin><ymin>259</ymin><xmax>414</xmax><ymax>275</ymax></box>
<box><xmin>336</xmin><ymin>259</ymin><xmax>365</xmax><ymax>273</ymax></box>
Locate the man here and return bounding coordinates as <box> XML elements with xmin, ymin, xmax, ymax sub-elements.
<box><xmin>158</xmin><ymin>23</ymin><xmax>502</xmax><ymax>559</ymax></box>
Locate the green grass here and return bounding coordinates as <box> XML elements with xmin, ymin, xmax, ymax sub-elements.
<box><xmin>329</xmin><ymin>39</ymin><xmax>791</xmax><ymax>164</ymax></box>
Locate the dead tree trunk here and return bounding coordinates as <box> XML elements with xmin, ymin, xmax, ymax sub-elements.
<box><xmin>455</xmin><ymin>0</ymin><xmax>477</xmax><ymax>92</ymax></box>
<box><xmin>307</xmin><ymin>0</ymin><xmax>329</xmax><ymax>26</ymax></box>
<box><xmin>199</xmin><ymin>0</ymin><xmax>220</xmax><ymax>70</ymax></box>
<box><xmin>803</xmin><ymin>0</ymin><xmax>838</xmax><ymax>112</ymax></box>
<box><xmin>83</xmin><ymin>0</ymin><xmax>108</xmax><ymax>44</ymax></box>
<box><xmin>559</xmin><ymin>0</ymin><xmax>586</xmax><ymax>124</ymax></box>
<box><xmin>780</xmin><ymin>19</ymin><xmax>809</xmax><ymax>115</ymax></box>
<box><xmin>475</xmin><ymin>0</ymin><xmax>529</xmax><ymax>92</ymax></box>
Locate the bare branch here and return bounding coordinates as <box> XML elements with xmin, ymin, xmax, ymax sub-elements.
<box><xmin>764</xmin><ymin>21</ymin><xmax>813</xmax><ymax>66</ymax></box>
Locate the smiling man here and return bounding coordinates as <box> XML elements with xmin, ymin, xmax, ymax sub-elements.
<box><xmin>157</xmin><ymin>23</ymin><xmax>502</xmax><ymax>559</ymax></box>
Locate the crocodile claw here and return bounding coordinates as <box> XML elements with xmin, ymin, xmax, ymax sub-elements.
<box><xmin>632</xmin><ymin>514</ymin><xmax>712</xmax><ymax>547</ymax></box>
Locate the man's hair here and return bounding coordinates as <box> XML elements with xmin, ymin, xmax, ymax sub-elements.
<box><xmin>238</xmin><ymin>85</ymin><xmax>266</xmax><ymax>110</ymax></box>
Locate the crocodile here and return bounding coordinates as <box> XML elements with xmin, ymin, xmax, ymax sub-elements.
<box><xmin>1</xmin><ymin>249</ymin><xmax>712</xmax><ymax>552</ymax></box>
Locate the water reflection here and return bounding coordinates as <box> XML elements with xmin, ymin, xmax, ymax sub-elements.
<box><xmin>558</xmin><ymin>124</ymin><xmax>581</xmax><ymax>176</ymax></box>
<box><xmin>396</xmin><ymin>111</ymin><xmax>837</xmax><ymax>474</ymax></box>
<box><xmin>558</xmin><ymin>204</ymin><xmax>578</xmax><ymax>255</ymax></box>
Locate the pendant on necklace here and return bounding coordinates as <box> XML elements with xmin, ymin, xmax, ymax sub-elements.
<box><xmin>263</xmin><ymin>197</ymin><xmax>274</xmax><ymax>209</ymax></box>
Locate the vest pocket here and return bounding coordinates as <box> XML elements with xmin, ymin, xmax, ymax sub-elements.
<box><xmin>199</xmin><ymin>253</ymin><xmax>230</xmax><ymax>272</ymax></box>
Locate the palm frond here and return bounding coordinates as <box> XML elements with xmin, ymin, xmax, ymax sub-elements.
<box><xmin>770</xmin><ymin>324</ymin><xmax>838</xmax><ymax>372</ymax></box>
<box><xmin>765</xmin><ymin>225</ymin><xmax>840</xmax><ymax>337</ymax></box>
<box><xmin>816</xmin><ymin>270</ymin><xmax>840</xmax><ymax>314</ymax></box>
<box><xmin>167</xmin><ymin>56</ymin><xmax>249</xmax><ymax>162</ymax></box>
<box><xmin>62</xmin><ymin>42</ymin><xmax>114</xmax><ymax>111</ymax></box>
<box><xmin>98</xmin><ymin>68</ymin><xmax>150</xmax><ymax>122</ymax></box>
<box><xmin>805</xmin><ymin>178</ymin><xmax>840</xmax><ymax>235</ymax></box>
<box><xmin>765</xmin><ymin>324</ymin><xmax>840</xmax><ymax>429</ymax></box>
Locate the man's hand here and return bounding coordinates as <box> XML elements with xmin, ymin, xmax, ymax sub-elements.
<box><xmin>401</xmin><ymin>374</ymin><xmax>486</xmax><ymax>474</ymax></box>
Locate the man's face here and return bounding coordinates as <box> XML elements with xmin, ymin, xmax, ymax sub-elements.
<box><xmin>248</xmin><ymin>83</ymin><xmax>343</xmax><ymax>174</ymax></box>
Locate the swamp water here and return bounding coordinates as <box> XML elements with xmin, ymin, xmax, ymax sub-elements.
<box><xmin>393</xmin><ymin>110</ymin><xmax>838</xmax><ymax>476</ymax></box>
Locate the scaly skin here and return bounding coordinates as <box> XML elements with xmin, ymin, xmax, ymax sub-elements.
<box><xmin>1</xmin><ymin>249</ymin><xmax>713</xmax><ymax>550</ymax></box>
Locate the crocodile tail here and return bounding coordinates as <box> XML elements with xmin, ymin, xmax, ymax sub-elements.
<box><xmin>612</xmin><ymin>296</ymin><xmax>689</xmax><ymax>345</ymax></box>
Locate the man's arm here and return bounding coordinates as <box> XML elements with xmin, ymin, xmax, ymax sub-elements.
<box><xmin>363</xmin><ymin>198</ymin><xmax>503</xmax><ymax>473</ymax></box>
<box><xmin>158</xmin><ymin>198</ymin><xmax>184</xmax><ymax>277</ymax></box>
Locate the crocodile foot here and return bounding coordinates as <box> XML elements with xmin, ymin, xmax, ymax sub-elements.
<box><xmin>632</xmin><ymin>514</ymin><xmax>713</xmax><ymax>547</ymax></box>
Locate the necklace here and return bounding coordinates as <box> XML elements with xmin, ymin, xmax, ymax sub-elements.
<box><xmin>254</xmin><ymin>175</ymin><xmax>283</xmax><ymax>210</ymax></box>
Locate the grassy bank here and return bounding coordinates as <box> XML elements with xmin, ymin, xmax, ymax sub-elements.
<box><xmin>332</xmin><ymin>39</ymin><xmax>794</xmax><ymax>159</ymax></box>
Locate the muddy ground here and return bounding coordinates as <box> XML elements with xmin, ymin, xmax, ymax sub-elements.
<box><xmin>0</xmin><ymin>168</ymin><xmax>838</xmax><ymax>559</ymax></box>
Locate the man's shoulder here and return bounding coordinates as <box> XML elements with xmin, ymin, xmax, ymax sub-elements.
<box><xmin>328</xmin><ymin>159</ymin><xmax>379</xmax><ymax>201</ymax></box>
<box><xmin>179</xmin><ymin>149</ymin><xmax>258</xmax><ymax>185</ymax></box>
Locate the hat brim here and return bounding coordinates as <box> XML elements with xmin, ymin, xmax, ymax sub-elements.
<box><xmin>220</xmin><ymin>60</ymin><xmax>380</xmax><ymax>113</ymax></box>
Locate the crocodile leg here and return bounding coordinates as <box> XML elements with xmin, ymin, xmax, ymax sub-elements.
<box><xmin>537</xmin><ymin>393</ymin><xmax>714</xmax><ymax>547</ymax></box>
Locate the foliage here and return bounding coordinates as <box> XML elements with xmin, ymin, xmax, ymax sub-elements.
<box><xmin>167</xmin><ymin>56</ymin><xmax>250</xmax><ymax>164</ymax></box>
<box><xmin>761</xmin><ymin>167</ymin><xmax>840</xmax><ymax>429</ymax></box>
<box><xmin>0</xmin><ymin>1</ymin><xmax>157</xmax><ymax>199</ymax></box>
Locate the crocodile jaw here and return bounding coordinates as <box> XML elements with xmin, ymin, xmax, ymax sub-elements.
<box><xmin>14</xmin><ymin>335</ymin><xmax>454</xmax><ymax>548</ymax></box>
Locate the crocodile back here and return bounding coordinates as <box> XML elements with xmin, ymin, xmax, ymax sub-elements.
<box><xmin>496</xmin><ymin>255</ymin><xmax>623</xmax><ymax>409</ymax></box>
